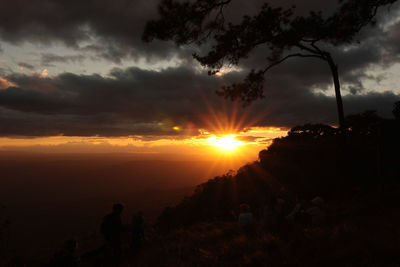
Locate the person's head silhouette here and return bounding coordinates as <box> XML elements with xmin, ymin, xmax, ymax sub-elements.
<box><xmin>112</xmin><ymin>203</ymin><xmax>124</xmax><ymax>214</ymax></box>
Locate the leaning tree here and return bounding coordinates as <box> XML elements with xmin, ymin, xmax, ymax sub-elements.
<box><xmin>143</xmin><ymin>0</ymin><xmax>397</xmax><ymax>130</ymax></box>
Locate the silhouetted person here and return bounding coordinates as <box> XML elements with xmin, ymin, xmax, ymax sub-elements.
<box><xmin>263</xmin><ymin>198</ymin><xmax>276</xmax><ymax>231</ymax></box>
<box><xmin>238</xmin><ymin>204</ymin><xmax>253</xmax><ymax>226</ymax></box>
<box><xmin>306</xmin><ymin>196</ymin><xmax>326</xmax><ymax>226</ymax></box>
<box><xmin>130</xmin><ymin>211</ymin><xmax>145</xmax><ymax>254</ymax></box>
<box><xmin>49</xmin><ymin>239</ymin><xmax>78</xmax><ymax>267</ymax></box>
<box><xmin>101</xmin><ymin>203</ymin><xmax>124</xmax><ymax>265</ymax></box>
<box><xmin>238</xmin><ymin>203</ymin><xmax>256</xmax><ymax>237</ymax></box>
<box><xmin>264</xmin><ymin>197</ymin><xmax>286</xmax><ymax>235</ymax></box>
<box><xmin>286</xmin><ymin>197</ymin><xmax>303</xmax><ymax>221</ymax></box>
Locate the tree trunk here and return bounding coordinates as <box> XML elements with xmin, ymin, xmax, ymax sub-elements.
<box><xmin>326</xmin><ymin>54</ymin><xmax>345</xmax><ymax>131</ymax></box>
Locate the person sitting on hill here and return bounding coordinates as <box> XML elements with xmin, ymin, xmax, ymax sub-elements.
<box><xmin>238</xmin><ymin>203</ymin><xmax>254</xmax><ymax>228</ymax></box>
<box><xmin>286</xmin><ymin>197</ymin><xmax>303</xmax><ymax>221</ymax></box>
<box><xmin>305</xmin><ymin>196</ymin><xmax>326</xmax><ymax>226</ymax></box>
<box><xmin>101</xmin><ymin>203</ymin><xmax>124</xmax><ymax>265</ymax></box>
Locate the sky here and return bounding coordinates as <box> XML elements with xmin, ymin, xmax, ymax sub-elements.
<box><xmin>0</xmin><ymin>0</ymin><xmax>399</xmax><ymax>158</ymax></box>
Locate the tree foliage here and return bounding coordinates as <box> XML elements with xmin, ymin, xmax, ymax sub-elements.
<box><xmin>144</xmin><ymin>0</ymin><xmax>397</xmax><ymax>128</ymax></box>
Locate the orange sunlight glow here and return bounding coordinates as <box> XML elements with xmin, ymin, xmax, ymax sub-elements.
<box><xmin>207</xmin><ymin>135</ymin><xmax>243</xmax><ymax>152</ymax></box>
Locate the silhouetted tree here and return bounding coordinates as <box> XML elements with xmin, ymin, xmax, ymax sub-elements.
<box><xmin>345</xmin><ymin>110</ymin><xmax>382</xmax><ymax>136</ymax></box>
<box><xmin>144</xmin><ymin>0</ymin><xmax>397</xmax><ymax>130</ymax></box>
<box><xmin>288</xmin><ymin>124</ymin><xmax>337</xmax><ymax>138</ymax></box>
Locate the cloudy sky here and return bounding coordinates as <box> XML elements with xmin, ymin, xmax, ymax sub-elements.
<box><xmin>0</xmin><ymin>0</ymin><xmax>399</xmax><ymax>155</ymax></box>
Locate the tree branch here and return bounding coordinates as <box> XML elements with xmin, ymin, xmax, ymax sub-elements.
<box><xmin>296</xmin><ymin>43</ymin><xmax>320</xmax><ymax>55</ymax></box>
<box><xmin>262</xmin><ymin>53</ymin><xmax>324</xmax><ymax>74</ymax></box>
<box><xmin>200</xmin><ymin>0</ymin><xmax>232</xmax><ymax>15</ymax></box>
<box><xmin>195</xmin><ymin>0</ymin><xmax>231</xmax><ymax>43</ymax></box>
<box><xmin>300</xmin><ymin>39</ymin><xmax>324</xmax><ymax>54</ymax></box>
<box><xmin>311</xmin><ymin>41</ymin><xmax>323</xmax><ymax>54</ymax></box>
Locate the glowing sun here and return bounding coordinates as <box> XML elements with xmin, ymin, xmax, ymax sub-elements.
<box><xmin>208</xmin><ymin>135</ymin><xmax>243</xmax><ymax>152</ymax></box>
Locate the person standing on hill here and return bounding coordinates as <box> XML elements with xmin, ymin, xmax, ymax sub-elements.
<box><xmin>101</xmin><ymin>203</ymin><xmax>124</xmax><ymax>265</ymax></box>
<box><xmin>130</xmin><ymin>211</ymin><xmax>145</xmax><ymax>254</ymax></box>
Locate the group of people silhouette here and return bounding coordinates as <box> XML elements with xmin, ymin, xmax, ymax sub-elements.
<box><xmin>48</xmin><ymin>196</ymin><xmax>326</xmax><ymax>266</ymax></box>
<box><xmin>236</xmin><ymin>196</ymin><xmax>326</xmax><ymax>236</ymax></box>
<box><xmin>49</xmin><ymin>203</ymin><xmax>144</xmax><ymax>266</ymax></box>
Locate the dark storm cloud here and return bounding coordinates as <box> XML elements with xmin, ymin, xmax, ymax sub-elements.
<box><xmin>0</xmin><ymin>0</ymin><xmax>399</xmax><ymax>85</ymax></box>
<box><xmin>386</xmin><ymin>21</ymin><xmax>400</xmax><ymax>54</ymax></box>
<box><xmin>17</xmin><ymin>62</ymin><xmax>35</xmax><ymax>70</ymax></box>
<box><xmin>0</xmin><ymin>0</ymin><xmax>391</xmax><ymax>62</ymax></box>
<box><xmin>0</xmin><ymin>107</ymin><xmax>177</xmax><ymax>137</ymax></box>
<box><xmin>0</xmin><ymin>113</ymin><xmax>206</xmax><ymax>136</ymax></box>
<box><xmin>251</xmin><ymin>89</ymin><xmax>399</xmax><ymax>127</ymax></box>
<box><xmin>0</xmin><ymin>65</ymin><xmax>399</xmax><ymax>137</ymax></box>
<box><xmin>41</xmin><ymin>53</ymin><xmax>85</xmax><ymax>66</ymax></box>
<box><xmin>0</xmin><ymin>86</ymin><xmax>74</xmax><ymax>113</ymax></box>
<box><xmin>0</xmin><ymin>0</ymin><xmax>185</xmax><ymax>62</ymax></box>
<box><xmin>0</xmin><ymin>66</ymin><xmax>229</xmax><ymax>136</ymax></box>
